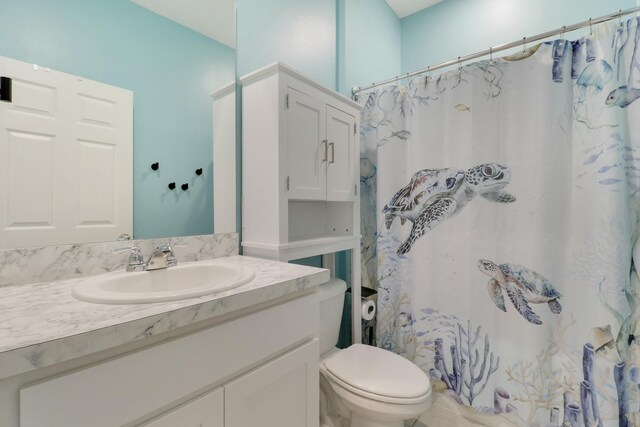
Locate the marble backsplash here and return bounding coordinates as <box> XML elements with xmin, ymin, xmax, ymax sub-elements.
<box><xmin>0</xmin><ymin>233</ymin><xmax>239</xmax><ymax>287</ymax></box>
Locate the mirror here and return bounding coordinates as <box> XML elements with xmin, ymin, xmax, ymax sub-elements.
<box><xmin>0</xmin><ymin>0</ymin><xmax>236</xmax><ymax>249</ymax></box>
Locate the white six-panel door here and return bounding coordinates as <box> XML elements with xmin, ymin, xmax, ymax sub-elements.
<box><xmin>0</xmin><ymin>55</ymin><xmax>133</xmax><ymax>249</ymax></box>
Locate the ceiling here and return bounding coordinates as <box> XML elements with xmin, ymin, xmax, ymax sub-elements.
<box><xmin>384</xmin><ymin>0</ymin><xmax>446</xmax><ymax>18</ymax></box>
<box><xmin>130</xmin><ymin>0</ymin><xmax>235</xmax><ymax>48</ymax></box>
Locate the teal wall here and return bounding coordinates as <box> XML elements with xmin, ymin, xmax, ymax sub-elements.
<box><xmin>340</xmin><ymin>0</ymin><xmax>401</xmax><ymax>96</ymax></box>
<box><xmin>236</xmin><ymin>0</ymin><xmax>337</xmax><ymax>88</ymax></box>
<box><xmin>401</xmin><ymin>0</ymin><xmax>636</xmax><ymax>74</ymax></box>
<box><xmin>236</xmin><ymin>0</ymin><xmax>400</xmax><ymax>96</ymax></box>
<box><xmin>0</xmin><ymin>0</ymin><xmax>235</xmax><ymax>239</ymax></box>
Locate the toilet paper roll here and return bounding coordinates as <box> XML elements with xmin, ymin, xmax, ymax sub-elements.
<box><xmin>361</xmin><ymin>299</ymin><xmax>376</xmax><ymax>321</ymax></box>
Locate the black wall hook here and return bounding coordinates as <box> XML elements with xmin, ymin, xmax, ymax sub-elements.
<box><xmin>195</xmin><ymin>168</ymin><xmax>203</xmax><ymax>176</ymax></box>
<box><xmin>181</xmin><ymin>183</ymin><xmax>189</xmax><ymax>191</ymax></box>
<box><xmin>168</xmin><ymin>182</ymin><xmax>176</xmax><ymax>190</ymax></box>
<box><xmin>0</xmin><ymin>77</ymin><xmax>12</xmax><ymax>103</ymax></box>
<box><xmin>151</xmin><ymin>162</ymin><xmax>159</xmax><ymax>171</ymax></box>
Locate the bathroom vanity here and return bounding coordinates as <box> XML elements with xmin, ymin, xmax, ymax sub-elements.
<box><xmin>0</xmin><ymin>256</ymin><xmax>328</xmax><ymax>427</ymax></box>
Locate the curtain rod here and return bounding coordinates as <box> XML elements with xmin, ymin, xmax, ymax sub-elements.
<box><xmin>352</xmin><ymin>5</ymin><xmax>640</xmax><ymax>98</ymax></box>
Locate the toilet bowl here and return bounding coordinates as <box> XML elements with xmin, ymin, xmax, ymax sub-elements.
<box><xmin>318</xmin><ymin>278</ymin><xmax>432</xmax><ymax>427</ymax></box>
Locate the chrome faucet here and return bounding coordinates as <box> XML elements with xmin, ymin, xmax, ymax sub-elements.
<box><xmin>144</xmin><ymin>243</ymin><xmax>178</xmax><ymax>271</ymax></box>
<box><xmin>113</xmin><ymin>243</ymin><xmax>181</xmax><ymax>272</ymax></box>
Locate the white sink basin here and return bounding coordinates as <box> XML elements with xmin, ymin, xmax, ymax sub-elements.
<box><xmin>72</xmin><ymin>260</ymin><xmax>255</xmax><ymax>304</ymax></box>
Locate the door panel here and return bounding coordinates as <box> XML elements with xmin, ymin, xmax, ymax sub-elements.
<box><xmin>76</xmin><ymin>139</ymin><xmax>116</xmax><ymax>226</ymax></box>
<box><xmin>326</xmin><ymin>105</ymin><xmax>355</xmax><ymax>202</ymax></box>
<box><xmin>6</xmin><ymin>130</ymin><xmax>55</xmax><ymax>227</ymax></box>
<box><xmin>286</xmin><ymin>87</ymin><xmax>326</xmax><ymax>200</ymax></box>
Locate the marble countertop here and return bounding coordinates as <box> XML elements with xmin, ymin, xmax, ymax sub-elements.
<box><xmin>0</xmin><ymin>256</ymin><xmax>329</xmax><ymax>380</ymax></box>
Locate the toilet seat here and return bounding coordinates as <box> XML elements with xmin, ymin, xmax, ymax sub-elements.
<box><xmin>321</xmin><ymin>367</ymin><xmax>431</xmax><ymax>405</ymax></box>
<box><xmin>321</xmin><ymin>344</ymin><xmax>431</xmax><ymax>405</ymax></box>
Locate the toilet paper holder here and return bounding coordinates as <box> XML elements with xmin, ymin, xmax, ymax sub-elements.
<box><xmin>360</xmin><ymin>286</ymin><xmax>377</xmax><ymax>303</ymax></box>
<box><xmin>360</xmin><ymin>287</ymin><xmax>377</xmax><ymax>322</ymax></box>
<box><xmin>339</xmin><ymin>287</ymin><xmax>377</xmax><ymax>347</ymax></box>
<box><xmin>360</xmin><ymin>287</ymin><xmax>377</xmax><ymax>346</ymax></box>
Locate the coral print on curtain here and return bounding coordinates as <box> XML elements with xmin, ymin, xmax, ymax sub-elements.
<box><xmin>360</xmin><ymin>18</ymin><xmax>640</xmax><ymax>427</ymax></box>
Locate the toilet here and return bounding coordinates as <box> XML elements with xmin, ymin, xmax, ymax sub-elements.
<box><xmin>318</xmin><ymin>278</ymin><xmax>432</xmax><ymax>427</ymax></box>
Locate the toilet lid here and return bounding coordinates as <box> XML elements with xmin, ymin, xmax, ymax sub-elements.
<box><xmin>323</xmin><ymin>344</ymin><xmax>430</xmax><ymax>399</ymax></box>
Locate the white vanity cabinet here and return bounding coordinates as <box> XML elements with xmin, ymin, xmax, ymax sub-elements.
<box><xmin>19</xmin><ymin>292</ymin><xmax>319</xmax><ymax>427</ymax></box>
<box><xmin>241</xmin><ymin>62</ymin><xmax>362</xmax><ymax>262</ymax></box>
<box><xmin>146</xmin><ymin>340</ymin><xmax>318</xmax><ymax>427</ymax></box>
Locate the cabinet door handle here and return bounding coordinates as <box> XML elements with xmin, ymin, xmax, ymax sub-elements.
<box><xmin>329</xmin><ymin>142</ymin><xmax>335</xmax><ymax>164</ymax></box>
<box><xmin>322</xmin><ymin>139</ymin><xmax>328</xmax><ymax>162</ymax></box>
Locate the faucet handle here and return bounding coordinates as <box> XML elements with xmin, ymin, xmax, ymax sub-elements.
<box><xmin>112</xmin><ymin>244</ymin><xmax>142</xmax><ymax>255</ymax></box>
<box><xmin>158</xmin><ymin>242</ymin><xmax>187</xmax><ymax>257</ymax></box>
<box><xmin>159</xmin><ymin>242</ymin><xmax>187</xmax><ymax>267</ymax></box>
<box><xmin>160</xmin><ymin>242</ymin><xmax>187</xmax><ymax>250</ymax></box>
<box><xmin>112</xmin><ymin>244</ymin><xmax>144</xmax><ymax>271</ymax></box>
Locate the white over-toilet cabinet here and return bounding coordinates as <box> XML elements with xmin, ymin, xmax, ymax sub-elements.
<box><xmin>241</xmin><ymin>62</ymin><xmax>362</xmax><ymax>344</ymax></box>
<box><xmin>241</xmin><ymin>62</ymin><xmax>361</xmax><ymax>262</ymax></box>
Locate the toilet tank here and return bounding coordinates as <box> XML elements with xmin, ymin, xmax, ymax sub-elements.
<box><xmin>318</xmin><ymin>277</ymin><xmax>347</xmax><ymax>355</ymax></box>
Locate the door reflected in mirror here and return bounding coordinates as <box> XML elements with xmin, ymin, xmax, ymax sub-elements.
<box><xmin>0</xmin><ymin>0</ymin><xmax>236</xmax><ymax>249</ymax></box>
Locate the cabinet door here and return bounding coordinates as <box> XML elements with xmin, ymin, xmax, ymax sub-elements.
<box><xmin>286</xmin><ymin>87</ymin><xmax>326</xmax><ymax>200</ymax></box>
<box><xmin>326</xmin><ymin>105</ymin><xmax>355</xmax><ymax>201</ymax></box>
<box><xmin>225</xmin><ymin>339</ymin><xmax>319</xmax><ymax>427</ymax></box>
<box><xmin>143</xmin><ymin>387</ymin><xmax>223</xmax><ymax>427</ymax></box>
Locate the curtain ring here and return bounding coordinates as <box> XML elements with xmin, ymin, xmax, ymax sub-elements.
<box><xmin>458</xmin><ymin>56</ymin><xmax>462</xmax><ymax>74</ymax></box>
<box><xmin>589</xmin><ymin>18</ymin><xmax>593</xmax><ymax>35</ymax></box>
<box><xmin>561</xmin><ymin>25</ymin><xmax>566</xmax><ymax>40</ymax></box>
<box><xmin>489</xmin><ymin>47</ymin><xmax>493</xmax><ymax>64</ymax></box>
<box><xmin>424</xmin><ymin>66</ymin><xmax>431</xmax><ymax>88</ymax></box>
<box><xmin>522</xmin><ymin>37</ymin><xmax>527</xmax><ymax>54</ymax></box>
<box><xmin>618</xmin><ymin>9</ymin><xmax>623</xmax><ymax>28</ymax></box>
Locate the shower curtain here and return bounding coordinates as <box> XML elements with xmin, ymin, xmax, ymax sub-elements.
<box><xmin>361</xmin><ymin>19</ymin><xmax>640</xmax><ymax>427</ymax></box>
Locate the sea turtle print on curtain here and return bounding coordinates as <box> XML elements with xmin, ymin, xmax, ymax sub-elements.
<box><xmin>477</xmin><ymin>259</ymin><xmax>562</xmax><ymax>325</ymax></box>
<box><xmin>382</xmin><ymin>164</ymin><xmax>516</xmax><ymax>254</ymax></box>
<box><xmin>360</xmin><ymin>18</ymin><xmax>640</xmax><ymax>427</ymax></box>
